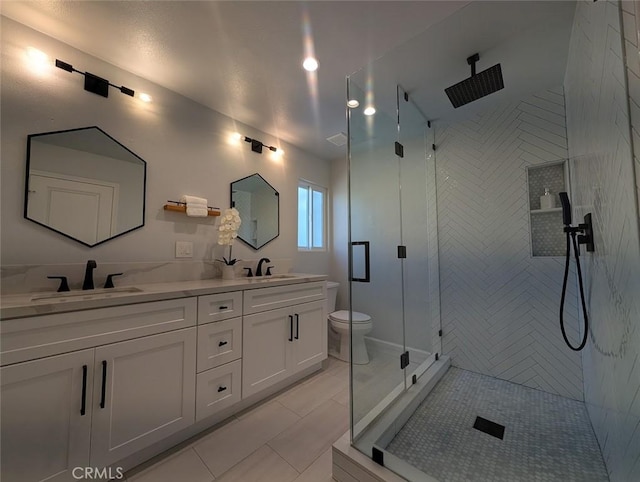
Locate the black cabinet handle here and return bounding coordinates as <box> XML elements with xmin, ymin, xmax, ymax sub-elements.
<box><xmin>100</xmin><ymin>360</ymin><xmax>107</xmax><ymax>409</ymax></box>
<box><xmin>81</xmin><ymin>365</ymin><xmax>88</xmax><ymax>416</ymax></box>
<box><xmin>219</xmin><ymin>306</ymin><xmax>228</xmax><ymax>310</ymax></box>
<box><xmin>218</xmin><ymin>340</ymin><xmax>228</xmax><ymax>347</ymax></box>
<box><xmin>217</xmin><ymin>386</ymin><xmax>227</xmax><ymax>392</ymax></box>
<box><xmin>288</xmin><ymin>315</ymin><xmax>294</xmax><ymax>342</ymax></box>
<box><xmin>295</xmin><ymin>314</ymin><xmax>299</xmax><ymax>340</ymax></box>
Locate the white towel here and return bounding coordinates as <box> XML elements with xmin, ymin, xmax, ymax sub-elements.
<box><xmin>186</xmin><ymin>206</ymin><xmax>208</xmax><ymax>217</ymax></box>
<box><xmin>180</xmin><ymin>195</ymin><xmax>208</xmax><ymax>206</ymax></box>
<box><xmin>180</xmin><ymin>195</ymin><xmax>209</xmax><ymax>217</ymax></box>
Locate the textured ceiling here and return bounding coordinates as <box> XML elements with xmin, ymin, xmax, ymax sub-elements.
<box><xmin>1</xmin><ymin>1</ymin><xmax>576</xmax><ymax>161</ymax></box>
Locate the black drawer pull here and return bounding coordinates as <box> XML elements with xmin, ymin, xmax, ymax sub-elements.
<box><xmin>100</xmin><ymin>360</ymin><xmax>107</xmax><ymax>409</ymax></box>
<box><xmin>218</xmin><ymin>386</ymin><xmax>227</xmax><ymax>392</ymax></box>
<box><xmin>295</xmin><ymin>313</ymin><xmax>299</xmax><ymax>340</ymax></box>
<box><xmin>218</xmin><ymin>340</ymin><xmax>228</xmax><ymax>347</ymax></box>
<box><xmin>219</xmin><ymin>306</ymin><xmax>228</xmax><ymax>310</ymax></box>
<box><xmin>288</xmin><ymin>315</ymin><xmax>294</xmax><ymax>342</ymax></box>
<box><xmin>81</xmin><ymin>365</ymin><xmax>88</xmax><ymax>416</ymax></box>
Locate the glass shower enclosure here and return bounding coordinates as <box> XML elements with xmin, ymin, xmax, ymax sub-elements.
<box><xmin>347</xmin><ymin>78</ymin><xmax>442</xmax><ymax>460</ymax></box>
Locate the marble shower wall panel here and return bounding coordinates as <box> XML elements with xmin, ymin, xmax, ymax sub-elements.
<box><xmin>621</xmin><ymin>1</ymin><xmax>640</xmax><ymax>216</ymax></box>
<box><xmin>435</xmin><ymin>87</ymin><xmax>584</xmax><ymax>401</ymax></box>
<box><xmin>564</xmin><ymin>1</ymin><xmax>640</xmax><ymax>480</ymax></box>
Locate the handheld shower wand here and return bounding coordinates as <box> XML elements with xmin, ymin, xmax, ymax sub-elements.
<box><xmin>558</xmin><ymin>192</ymin><xmax>594</xmax><ymax>351</ymax></box>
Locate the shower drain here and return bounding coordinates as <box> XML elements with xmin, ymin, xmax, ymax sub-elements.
<box><xmin>473</xmin><ymin>416</ymin><xmax>505</xmax><ymax>440</ymax></box>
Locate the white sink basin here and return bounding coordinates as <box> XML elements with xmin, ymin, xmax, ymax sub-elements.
<box><xmin>31</xmin><ymin>286</ymin><xmax>143</xmax><ymax>302</ymax></box>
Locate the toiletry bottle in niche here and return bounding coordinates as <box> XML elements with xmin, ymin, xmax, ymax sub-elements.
<box><xmin>540</xmin><ymin>187</ymin><xmax>556</xmax><ymax>210</ymax></box>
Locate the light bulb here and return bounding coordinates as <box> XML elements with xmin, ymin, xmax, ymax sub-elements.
<box><xmin>303</xmin><ymin>57</ymin><xmax>319</xmax><ymax>72</ymax></box>
<box><xmin>25</xmin><ymin>47</ymin><xmax>49</xmax><ymax>73</ymax></box>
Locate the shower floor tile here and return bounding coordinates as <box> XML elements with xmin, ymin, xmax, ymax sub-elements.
<box><xmin>385</xmin><ymin>367</ymin><xmax>609</xmax><ymax>481</ymax></box>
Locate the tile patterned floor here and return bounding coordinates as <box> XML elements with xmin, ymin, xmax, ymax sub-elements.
<box><xmin>125</xmin><ymin>357</ymin><xmax>349</xmax><ymax>482</ymax></box>
<box><xmin>386</xmin><ymin>367</ymin><xmax>610</xmax><ymax>482</ymax></box>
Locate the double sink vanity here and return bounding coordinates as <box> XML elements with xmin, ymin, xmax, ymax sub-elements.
<box><xmin>0</xmin><ymin>273</ymin><xmax>328</xmax><ymax>481</ymax></box>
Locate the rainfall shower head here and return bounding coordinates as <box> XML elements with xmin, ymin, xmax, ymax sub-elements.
<box><xmin>445</xmin><ymin>53</ymin><xmax>504</xmax><ymax>108</ymax></box>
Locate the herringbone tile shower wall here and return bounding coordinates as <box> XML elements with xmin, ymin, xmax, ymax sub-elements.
<box><xmin>435</xmin><ymin>87</ymin><xmax>584</xmax><ymax>401</ymax></box>
<box><xmin>565</xmin><ymin>1</ymin><xmax>640</xmax><ymax>480</ymax></box>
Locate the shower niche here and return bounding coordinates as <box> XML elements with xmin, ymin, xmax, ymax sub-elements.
<box><xmin>526</xmin><ymin>160</ymin><xmax>568</xmax><ymax>257</ymax></box>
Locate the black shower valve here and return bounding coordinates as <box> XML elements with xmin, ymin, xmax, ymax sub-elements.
<box><xmin>578</xmin><ymin>213</ymin><xmax>595</xmax><ymax>252</ymax></box>
<box><xmin>564</xmin><ymin>213</ymin><xmax>595</xmax><ymax>252</ymax></box>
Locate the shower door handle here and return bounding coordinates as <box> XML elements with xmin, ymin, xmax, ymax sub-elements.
<box><xmin>351</xmin><ymin>241</ymin><xmax>370</xmax><ymax>282</ymax></box>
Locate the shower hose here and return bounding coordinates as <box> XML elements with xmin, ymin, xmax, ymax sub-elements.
<box><xmin>559</xmin><ymin>229</ymin><xmax>590</xmax><ymax>351</ymax></box>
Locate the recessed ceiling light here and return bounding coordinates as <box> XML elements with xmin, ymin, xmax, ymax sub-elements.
<box><xmin>303</xmin><ymin>57</ymin><xmax>319</xmax><ymax>72</ymax></box>
<box><xmin>347</xmin><ymin>99</ymin><xmax>359</xmax><ymax>108</ymax></box>
<box><xmin>138</xmin><ymin>93</ymin><xmax>152</xmax><ymax>103</ymax></box>
<box><xmin>363</xmin><ymin>106</ymin><xmax>376</xmax><ymax>116</ymax></box>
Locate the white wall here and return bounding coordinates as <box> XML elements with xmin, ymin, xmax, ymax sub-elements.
<box><xmin>435</xmin><ymin>86</ymin><xmax>584</xmax><ymax>401</ymax></box>
<box><xmin>0</xmin><ymin>18</ymin><xmax>330</xmax><ymax>275</ymax></box>
<box><xmin>564</xmin><ymin>1</ymin><xmax>640</xmax><ymax>479</ymax></box>
<box><xmin>329</xmin><ymin>155</ymin><xmax>349</xmax><ymax>311</ymax></box>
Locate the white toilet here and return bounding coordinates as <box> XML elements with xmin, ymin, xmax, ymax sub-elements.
<box><xmin>326</xmin><ymin>281</ymin><xmax>372</xmax><ymax>365</ymax></box>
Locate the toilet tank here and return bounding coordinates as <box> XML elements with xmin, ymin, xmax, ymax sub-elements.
<box><xmin>326</xmin><ymin>281</ymin><xmax>339</xmax><ymax>313</ymax></box>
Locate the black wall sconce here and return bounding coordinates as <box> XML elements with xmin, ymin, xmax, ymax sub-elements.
<box><xmin>242</xmin><ymin>135</ymin><xmax>282</xmax><ymax>155</ymax></box>
<box><xmin>55</xmin><ymin>59</ymin><xmax>135</xmax><ymax>98</ymax></box>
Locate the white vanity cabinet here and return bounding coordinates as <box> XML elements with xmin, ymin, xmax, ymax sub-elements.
<box><xmin>242</xmin><ymin>282</ymin><xmax>327</xmax><ymax>398</ymax></box>
<box><xmin>195</xmin><ymin>291</ymin><xmax>243</xmax><ymax>421</ymax></box>
<box><xmin>0</xmin><ymin>277</ymin><xmax>328</xmax><ymax>480</ymax></box>
<box><xmin>0</xmin><ymin>298</ymin><xmax>197</xmax><ymax>482</ymax></box>
<box><xmin>90</xmin><ymin>328</ymin><xmax>196</xmax><ymax>467</ymax></box>
<box><xmin>1</xmin><ymin>349</ymin><xmax>94</xmax><ymax>482</ymax></box>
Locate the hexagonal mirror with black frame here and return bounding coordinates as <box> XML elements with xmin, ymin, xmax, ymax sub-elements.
<box><xmin>231</xmin><ymin>173</ymin><xmax>279</xmax><ymax>249</ymax></box>
<box><xmin>24</xmin><ymin>126</ymin><xmax>146</xmax><ymax>247</ymax></box>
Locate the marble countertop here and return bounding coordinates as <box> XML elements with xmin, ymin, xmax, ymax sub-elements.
<box><xmin>0</xmin><ymin>273</ymin><xmax>328</xmax><ymax>320</ymax></box>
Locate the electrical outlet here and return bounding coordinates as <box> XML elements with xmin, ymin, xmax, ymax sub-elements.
<box><xmin>175</xmin><ymin>241</ymin><xmax>193</xmax><ymax>258</ymax></box>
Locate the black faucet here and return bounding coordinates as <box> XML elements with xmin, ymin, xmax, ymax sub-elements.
<box><xmin>256</xmin><ymin>257</ymin><xmax>271</xmax><ymax>277</ymax></box>
<box><xmin>82</xmin><ymin>260</ymin><xmax>97</xmax><ymax>290</ymax></box>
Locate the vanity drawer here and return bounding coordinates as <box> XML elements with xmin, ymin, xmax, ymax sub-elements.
<box><xmin>243</xmin><ymin>281</ymin><xmax>326</xmax><ymax>315</ymax></box>
<box><xmin>198</xmin><ymin>291</ymin><xmax>243</xmax><ymax>324</ymax></box>
<box><xmin>196</xmin><ymin>359</ymin><xmax>242</xmax><ymax>421</ymax></box>
<box><xmin>197</xmin><ymin>317</ymin><xmax>242</xmax><ymax>372</ymax></box>
<box><xmin>1</xmin><ymin>297</ymin><xmax>197</xmax><ymax>366</ymax></box>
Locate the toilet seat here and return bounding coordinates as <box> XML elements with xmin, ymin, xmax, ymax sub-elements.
<box><xmin>329</xmin><ymin>310</ymin><xmax>371</xmax><ymax>324</ymax></box>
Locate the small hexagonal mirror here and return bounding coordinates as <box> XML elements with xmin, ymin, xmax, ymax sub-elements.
<box><xmin>24</xmin><ymin>126</ymin><xmax>146</xmax><ymax>247</ymax></box>
<box><xmin>231</xmin><ymin>173</ymin><xmax>279</xmax><ymax>249</ymax></box>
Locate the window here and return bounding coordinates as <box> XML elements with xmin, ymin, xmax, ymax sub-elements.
<box><xmin>298</xmin><ymin>180</ymin><xmax>327</xmax><ymax>250</ymax></box>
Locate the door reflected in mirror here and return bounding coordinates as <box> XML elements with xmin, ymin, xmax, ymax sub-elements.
<box><xmin>231</xmin><ymin>173</ymin><xmax>279</xmax><ymax>249</ymax></box>
<box><xmin>25</xmin><ymin>126</ymin><xmax>146</xmax><ymax>247</ymax></box>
